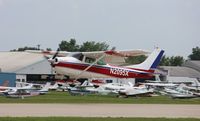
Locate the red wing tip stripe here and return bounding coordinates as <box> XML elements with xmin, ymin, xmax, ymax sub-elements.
<box><xmin>105</xmin><ymin>50</ymin><xmax>129</xmax><ymax>57</ymax></box>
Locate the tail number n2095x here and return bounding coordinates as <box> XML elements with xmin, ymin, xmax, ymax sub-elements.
<box><xmin>110</xmin><ymin>68</ymin><xmax>129</xmax><ymax>76</ymax></box>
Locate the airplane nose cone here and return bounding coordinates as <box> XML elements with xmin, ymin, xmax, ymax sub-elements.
<box><xmin>48</xmin><ymin>58</ymin><xmax>58</xmax><ymax>63</ymax></box>
<box><xmin>48</xmin><ymin>58</ymin><xmax>59</xmax><ymax>67</ymax></box>
<box><xmin>48</xmin><ymin>58</ymin><xmax>53</xmax><ymax>63</ymax></box>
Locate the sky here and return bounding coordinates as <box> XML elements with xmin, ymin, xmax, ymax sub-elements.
<box><xmin>0</xmin><ymin>0</ymin><xmax>199</xmax><ymax>58</ymax></box>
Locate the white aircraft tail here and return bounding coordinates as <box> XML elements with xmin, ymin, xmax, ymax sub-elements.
<box><xmin>81</xmin><ymin>81</ymin><xmax>93</xmax><ymax>87</ymax></box>
<box><xmin>40</xmin><ymin>82</ymin><xmax>51</xmax><ymax>92</ymax></box>
<box><xmin>127</xmin><ymin>48</ymin><xmax>164</xmax><ymax>72</ymax></box>
<box><xmin>81</xmin><ymin>81</ymin><xmax>89</xmax><ymax>86</ymax></box>
<box><xmin>128</xmin><ymin>82</ymin><xmax>134</xmax><ymax>87</ymax></box>
<box><xmin>155</xmin><ymin>75</ymin><xmax>162</xmax><ymax>82</ymax></box>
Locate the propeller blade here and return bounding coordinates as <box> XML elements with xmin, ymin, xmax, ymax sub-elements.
<box><xmin>52</xmin><ymin>48</ymin><xmax>60</xmax><ymax>59</ymax></box>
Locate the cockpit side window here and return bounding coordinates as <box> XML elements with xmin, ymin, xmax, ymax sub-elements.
<box><xmin>85</xmin><ymin>57</ymin><xmax>95</xmax><ymax>64</ymax></box>
<box><xmin>97</xmin><ymin>59</ymin><xmax>106</xmax><ymax>65</ymax></box>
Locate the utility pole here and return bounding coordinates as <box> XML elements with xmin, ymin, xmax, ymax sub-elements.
<box><xmin>37</xmin><ymin>44</ymin><xmax>40</xmax><ymax>50</ymax></box>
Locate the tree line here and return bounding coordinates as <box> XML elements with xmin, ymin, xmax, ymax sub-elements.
<box><xmin>59</xmin><ymin>39</ymin><xmax>109</xmax><ymax>52</ymax></box>
<box><xmin>11</xmin><ymin>38</ymin><xmax>200</xmax><ymax>66</ymax></box>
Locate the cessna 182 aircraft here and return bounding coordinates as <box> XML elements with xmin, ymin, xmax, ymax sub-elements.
<box><xmin>42</xmin><ymin>47</ymin><xmax>164</xmax><ymax>79</ymax></box>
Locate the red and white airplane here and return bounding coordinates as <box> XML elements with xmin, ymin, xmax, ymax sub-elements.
<box><xmin>45</xmin><ymin>48</ymin><xmax>164</xmax><ymax>79</ymax></box>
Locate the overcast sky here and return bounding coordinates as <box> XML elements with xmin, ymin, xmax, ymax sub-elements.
<box><xmin>0</xmin><ymin>0</ymin><xmax>199</xmax><ymax>58</ymax></box>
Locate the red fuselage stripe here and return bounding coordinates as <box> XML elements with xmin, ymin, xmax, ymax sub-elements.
<box><xmin>54</xmin><ymin>62</ymin><xmax>153</xmax><ymax>79</ymax></box>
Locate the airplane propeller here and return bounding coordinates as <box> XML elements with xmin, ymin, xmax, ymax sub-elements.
<box><xmin>52</xmin><ymin>48</ymin><xmax>60</xmax><ymax>59</ymax></box>
<box><xmin>49</xmin><ymin>48</ymin><xmax>60</xmax><ymax>67</ymax></box>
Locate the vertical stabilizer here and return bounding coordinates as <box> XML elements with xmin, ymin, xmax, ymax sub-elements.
<box><xmin>40</xmin><ymin>82</ymin><xmax>51</xmax><ymax>92</ymax></box>
<box><xmin>127</xmin><ymin>48</ymin><xmax>164</xmax><ymax>71</ymax></box>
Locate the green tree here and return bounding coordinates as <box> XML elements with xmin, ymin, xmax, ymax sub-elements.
<box><xmin>170</xmin><ymin>56</ymin><xmax>184</xmax><ymax>66</ymax></box>
<box><xmin>188</xmin><ymin>46</ymin><xmax>200</xmax><ymax>60</ymax></box>
<box><xmin>159</xmin><ymin>55</ymin><xmax>184</xmax><ymax>66</ymax></box>
<box><xmin>10</xmin><ymin>46</ymin><xmax>38</xmax><ymax>51</ymax></box>
<box><xmin>125</xmin><ymin>55</ymin><xmax>147</xmax><ymax>64</ymax></box>
<box><xmin>59</xmin><ymin>38</ymin><xmax>79</xmax><ymax>51</ymax></box>
<box><xmin>79</xmin><ymin>41</ymin><xmax>109</xmax><ymax>52</ymax></box>
<box><xmin>159</xmin><ymin>55</ymin><xmax>170</xmax><ymax>66</ymax></box>
<box><xmin>46</xmin><ymin>48</ymin><xmax>52</xmax><ymax>51</ymax></box>
<box><xmin>58</xmin><ymin>39</ymin><xmax>109</xmax><ymax>52</ymax></box>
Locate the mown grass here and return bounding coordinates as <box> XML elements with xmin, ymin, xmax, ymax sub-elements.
<box><xmin>0</xmin><ymin>91</ymin><xmax>200</xmax><ymax>104</ymax></box>
<box><xmin>0</xmin><ymin>117</ymin><xmax>199</xmax><ymax>121</ymax></box>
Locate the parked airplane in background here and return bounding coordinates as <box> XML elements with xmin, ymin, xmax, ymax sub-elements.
<box><xmin>0</xmin><ymin>80</ymin><xmax>10</xmax><ymax>93</ymax></box>
<box><xmin>0</xmin><ymin>82</ymin><xmax>32</xmax><ymax>93</ymax></box>
<box><xmin>45</xmin><ymin>48</ymin><xmax>164</xmax><ymax>80</ymax></box>
<box><xmin>163</xmin><ymin>84</ymin><xmax>197</xmax><ymax>99</ymax></box>
<box><xmin>1</xmin><ymin>82</ymin><xmax>51</xmax><ymax>98</ymax></box>
<box><xmin>144</xmin><ymin>75</ymin><xmax>178</xmax><ymax>87</ymax></box>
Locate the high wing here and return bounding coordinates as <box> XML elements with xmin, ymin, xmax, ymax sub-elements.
<box><xmin>26</xmin><ymin>49</ymin><xmax>149</xmax><ymax>65</ymax></box>
<box><xmin>82</xmin><ymin>49</ymin><xmax>149</xmax><ymax>65</ymax></box>
<box><xmin>26</xmin><ymin>50</ymin><xmax>71</xmax><ymax>58</ymax></box>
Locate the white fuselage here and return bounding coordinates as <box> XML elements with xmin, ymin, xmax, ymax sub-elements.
<box><xmin>55</xmin><ymin>66</ymin><xmax>112</xmax><ymax>79</ymax></box>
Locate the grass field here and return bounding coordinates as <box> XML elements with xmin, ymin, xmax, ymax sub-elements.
<box><xmin>0</xmin><ymin>91</ymin><xmax>200</xmax><ymax>104</ymax></box>
<box><xmin>0</xmin><ymin>117</ymin><xmax>199</xmax><ymax>121</ymax></box>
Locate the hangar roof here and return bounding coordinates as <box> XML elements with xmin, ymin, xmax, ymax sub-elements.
<box><xmin>183</xmin><ymin>60</ymin><xmax>200</xmax><ymax>72</ymax></box>
<box><xmin>0</xmin><ymin>51</ymin><xmax>51</xmax><ymax>74</ymax></box>
<box><xmin>160</xmin><ymin>66</ymin><xmax>200</xmax><ymax>78</ymax></box>
<box><xmin>189</xmin><ymin>61</ymin><xmax>200</xmax><ymax>66</ymax></box>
